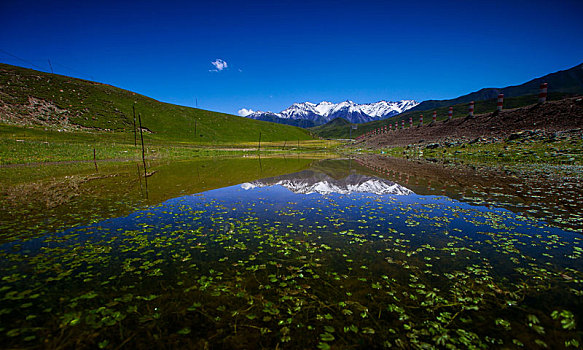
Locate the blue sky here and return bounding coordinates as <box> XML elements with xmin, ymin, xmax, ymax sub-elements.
<box><xmin>1</xmin><ymin>0</ymin><xmax>582</xmax><ymax>116</ymax></box>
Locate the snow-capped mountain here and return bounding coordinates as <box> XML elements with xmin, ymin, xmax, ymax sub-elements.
<box><xmin>241</xmin><ymin>100</ymin><xmax>419</xmax><ymax>126</ymax></box>
<box><xmin>241</xmin><ymin>171</ymin><xmax>413</xmax><ymax>196</ymax></box>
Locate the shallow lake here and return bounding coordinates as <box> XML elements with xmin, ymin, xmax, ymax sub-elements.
<box><xmin>1</xmin><ymin>156</ymin><xmax>582</xmax><ymax>349</ymax></box>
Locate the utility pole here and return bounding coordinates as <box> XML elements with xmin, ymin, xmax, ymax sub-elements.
<box><xmin>132</xmin><ymin>104</ymin><xmax>137</xmax><ymax>147</ymax></box>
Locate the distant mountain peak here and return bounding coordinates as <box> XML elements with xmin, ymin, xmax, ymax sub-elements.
<box><xmin>242</xmin><ymin>99</ymin><xmax>419</xmax><ymax>126</ymax></box>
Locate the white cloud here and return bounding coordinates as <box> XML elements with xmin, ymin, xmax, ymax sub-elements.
<box><xmin>238</xmin><ymin>108</ymin><xmax>254</xmax><ymax>116</ymax></box>
<box><xmin>210</xmin><ymin>59</ymin><xmax>228</xmax><ymax>72</ymax></box>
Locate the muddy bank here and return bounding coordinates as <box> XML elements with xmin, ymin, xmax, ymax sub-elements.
<box><xmin>353</xmin><ymin>154</ymin><xmax>583</xmax><ymax>232</ymax></box>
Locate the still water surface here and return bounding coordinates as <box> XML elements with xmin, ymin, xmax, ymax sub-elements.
<box><xmin>1</xmin><ymin>157</ymin><xmax>581</xmax><ymax>349</ymax></box>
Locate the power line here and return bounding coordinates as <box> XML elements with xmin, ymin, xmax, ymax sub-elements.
<box><xmin>0</xmin><ymin>48</ymin><xmax>95</xmax><ymax>81</ymax></box>
<box><xmin>52</xmin><ymin>62</ymin><xmax>95</xmax><ymax>80</ymax></box>
<box><xmin>0</xmin><ymin>48</ymin><xmax>47</xmax><ymax>71</ymax></box>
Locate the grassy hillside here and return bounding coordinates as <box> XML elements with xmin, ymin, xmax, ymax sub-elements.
<box><xmin>0</xmin><ymin>63</ymin><xmax>313</xmax><ymax>144</ymax></box>
<box><xmin>410</xmin><ymin>62</ymin><xmax>583</xmax><ymax>112</ymax></box>
<box><xmin>308</xmin><ymin>117</ymin><xmax>352</xmax><ymax>138</ymax></box>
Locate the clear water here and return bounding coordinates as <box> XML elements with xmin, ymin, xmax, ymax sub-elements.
<box><xmin>1</xmin><ymin>157</ymin><xmax>581</xmax><ymax>349</ymax></box>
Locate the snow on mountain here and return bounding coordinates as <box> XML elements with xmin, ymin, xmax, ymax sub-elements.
<box><xmin>242</xmin><ymin>100</ymin><xmax>419</xmax><ymax>125</ymax></box>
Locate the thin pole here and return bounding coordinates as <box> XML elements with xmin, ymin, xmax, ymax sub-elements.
<box><xmin>258</xmin><ymin>132</ymin><xmax>262</xmax><ymax>152</ymax></box>
<box><xmin>538</xmin><ymin>83</ymin><xmax>548</xmax><ymax>103</ymax></box>
<box><xmin>132</xmin><ymin>104</ymin><xmax>137</xmax><ymax>147</ymax></box>
<box><xmin>497</xmin><ymin>94</ymin><xmax>504</xmax><ymax>111</ymax></box>
<box><xmin>138</xmin><ymin>114</ymin><xmax>149</xmax><ymax>198</ymax></box>
<box><xmin>137</xmin><ymin>163</ymin><xmax>143</xmax><ymax>197</ymax></box>
<box><xmin>138</xmin><ymin>113</ymin><xmax>147</xmax><ymax>178</ymax></box>
<box><xmin>93</xmin><ymin>148</ymin><xmax>98</xmax><ymax>172</ymax></box>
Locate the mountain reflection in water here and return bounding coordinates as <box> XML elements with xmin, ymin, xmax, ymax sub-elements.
<box><xmin>1</xmin><ymin>157</ymin><xmax>582</xmax><ymax>350</ymax></box>
<box><xmin>241</xmin><ymin>170</ymin><xmax>413</xmax><ymax>195</ymax></box>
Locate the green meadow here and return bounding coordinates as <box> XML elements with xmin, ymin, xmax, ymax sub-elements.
<box><xmin>1</xmin><ymin>63</ymin><xmax>329</xmax><ymax>164</ymax></box>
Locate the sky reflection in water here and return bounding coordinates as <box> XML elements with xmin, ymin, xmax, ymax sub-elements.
<box><xmin>1</xmin><ymin>158</ymin><xmax>581</xmax><ymax>349</ymax></box>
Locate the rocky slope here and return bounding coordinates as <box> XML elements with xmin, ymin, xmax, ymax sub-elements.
<box><xmin>357</xmin><ymin>96</ymin><xmax>583</xmax><ymax>148</ymax></box>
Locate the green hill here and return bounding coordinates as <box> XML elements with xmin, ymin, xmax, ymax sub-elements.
<box><xmin>409</xmin><ymin>62</ymin><xmax>583</xmax><ymax>112</ymax></box>
<box><xmin>0</xmin><ymin>63</ymin><xmax>313</xmax><ymax>143</ymax></box>
<box><xmin>308</xmin><ymin>117</ymin><xmax>352</xmax><ymax>138</ymax></box>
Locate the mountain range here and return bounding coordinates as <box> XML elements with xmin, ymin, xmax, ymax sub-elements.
<box><xmin>241</xmin><ymin>100</ymin><xmax>418</xmax><ymax>127</ymax></box>
<box><xmin>241</xmin><ymin>170</ymin><xmax>413</xmax><ymax>196</ymax></box>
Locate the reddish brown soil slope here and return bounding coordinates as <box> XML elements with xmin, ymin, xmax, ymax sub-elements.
<box><xmin>358</xmin><ymin>97</ymin><xmax>583</xmax><ymax>148</ymax></box>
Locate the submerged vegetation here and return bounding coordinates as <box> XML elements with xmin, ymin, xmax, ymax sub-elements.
<box><xmin>0</xmin><ymin>158</ymin><xmax>582</xmax><ymax>349</ymax></box>
<box><xmin>0</xmin><ymin>157</ymin><xmax>328</xmax><ymax>243</ymax></box>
